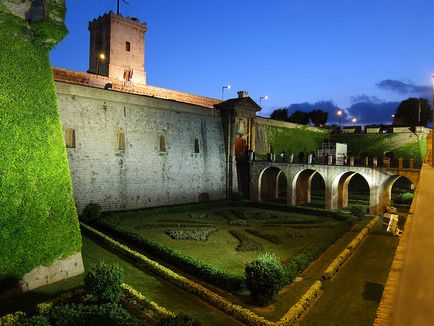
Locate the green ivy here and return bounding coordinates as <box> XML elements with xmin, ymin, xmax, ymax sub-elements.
<box><xmin>0</xmin><ymin>12</ymin><xmax>81</xmax><ymax>289</ymax></box>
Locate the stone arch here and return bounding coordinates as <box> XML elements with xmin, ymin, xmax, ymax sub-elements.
<box><xmin>380</xmin><ymin>175</ymin><xmax>415</xmax><ymax>209</ymax></box>
<box><xmin>292</xmin><ymin>169</ymin><xmax>326</xmax><ymax>206</ymax></box>
<box><xmin>331</xmin><ymin>171</ymin><xmax>371</xmax><ymax>209</ymax></box>
<box><xmin>258</xmin><ymin>167</ymin><xmax>288</xmax><ymax>202</ymax></box>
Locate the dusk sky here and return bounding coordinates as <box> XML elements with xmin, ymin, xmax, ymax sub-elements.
<box><xmin>50</xmin><ymin>0</ymin><xmax>434</xmax><ymax>125</ymax></box>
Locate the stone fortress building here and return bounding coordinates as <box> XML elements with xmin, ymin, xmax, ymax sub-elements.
<box><xmin>54</xmin><ymin>11</ymin><xmax>304</xmax><ymax>213</ymax></box>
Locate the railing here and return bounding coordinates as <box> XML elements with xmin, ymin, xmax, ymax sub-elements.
<box><xmin>247</xmin><ymin>154</ymin><xmax>421</xmax><ymax>170</ymax></box>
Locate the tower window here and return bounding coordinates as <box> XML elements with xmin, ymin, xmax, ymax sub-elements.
<box><xmin>126</xmin><ymin>41</ymin><xmax>131</xmax><ymax>52</ymax></box>
<box><xmin>194</xmin><ymin>139</ymin><xmax>200</xmax><ymax>153</ymax></box>
<box><xmin>65</xmin><ymin>128</ymin><xmax>76</xmax><ymax>148</ymax></box>
<box><xmin>117</xmin><ymin>132</ymin><xmax>126</xmax><ymax>150</ymax></box>
<box><xmin>159</xmin><ymin>135</ymin><xmax>166</xmax><ymax>152</ymax></box>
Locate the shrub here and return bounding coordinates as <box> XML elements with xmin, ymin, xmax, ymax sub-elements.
<box><xmin>47</xmin><ymin>303</ymin><xmax>144</xmax><ymax>326</ymax></box>
<box><xmin>81</xmin><ymin>203</ymin><xmax>102</xmax><ymax>222</ymax></box>
<box><xmin>245</xmin><ymin>229</ymin><xmax>282</xmax><ymax>244</ymax></box>
<box><xmin>245</xmin><ymin>253</ymin><xmax>285</xmax><ymax>306</ymax></box>
<box><xmin>21</xmin><ymin>315</ymin><xmax>50</xmax><ymax>326</ymax></box>
<box><xmin>156</xmin><ymin>313</ymin><xmax>201</xmax><ymax>326</ymax></box>
<box><xmin>84</xmin><ymin>262</ymin><xmax>124</xmax><ymax>303</ymax></box>
<box><xmin>165</xmin><ymin>228</ymin><xmax>216</xmax><ymax>241</ymax></box>
<box><xmin>399</xmin><ymin>192</ymin><xmax>414</xmax><ymax>204</ymax></box>
<box><xmin>229</xmin><ymin>219</ymin><xmax>249</xmax><ymax>226</ymax></box>
<box><xmin>350</xmin><ymin>204</ymin><xmax>368</xmax><ymax>220</ymax></box>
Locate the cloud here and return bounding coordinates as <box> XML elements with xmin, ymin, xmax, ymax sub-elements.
<box><xmin>350</xmin><ymin>94</ymin><xmax>383</xmax><ymax>104</ymax></box>
<box><xmin>347</xmin><ymin>101</ymin><xmax>399</xmax><ymax>125</ymax></box>
<box><xmin>376</xmin><ymin>79</ymin><xmax>431</xmax><ymax>96</ymax></box>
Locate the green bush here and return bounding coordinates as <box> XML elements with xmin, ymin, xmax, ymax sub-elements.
<box><xmin>47</xmin><ymin>303</ymin><xmax>145</xmax><ymax>326</ymax></box>
<box><xmin>245</xmin><ymin>252</ymin><xmax>285</xmax><ymax>306</ymax></box>
<box><xmin>350</xmin><ymin>204</ymin><xmax>368</xmax><ymax>220</ymax></box>
<box><xmin>92</xmin><ymin>221</ymin><xmax>246</xmax><ymax>292</ymax></box>
<box><xmin>81</xmin><ymin>203</ymin><xmax>102</xmax><ymax>222</ymax></box>
<box><xmin>156</xmin><ymin>313</ymin><xmax>201</xmax><ymax>326</ymax></box>
<box><xmin>399</xmin><ymin>192</ymin><xmax>414</xmax><ymax>204</ymax></box>
<box><xmin>84</xmin><ymin>262</ymin><xmax>124</xmax><ymax>303</ymax></box>
<box><xmin>229</xmin><ymin>230</ymin><xmax>264</xmax><ymax>252</ymax></box>
<box><xmin>21</xmin><ymin>315</ymin><xmax>50</xmax><ymax>326</ymax></box>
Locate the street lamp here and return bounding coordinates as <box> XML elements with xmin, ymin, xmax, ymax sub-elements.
<box><xmin>222</xmin><ymin>85</ymin><xmax>231</xmax><ymax>101</ymax></box>
<box><xmin>96</xmin><ymin>53</ymin><xmax>106</xmax><ymax>78</ymax></box>
<box><xmin>260</xmin><ymin>96</ymin><xmax>268</xmax><ymax>107</ymax></box>
<box><xmin>352</xmin><ymin>117</ymin><xmax>357</xmax><ymax>127</ymax></box>
<box><xmin>337</xmin><ymin>110</ymin><xmax>343</xmax><ymax>131</ymax></box>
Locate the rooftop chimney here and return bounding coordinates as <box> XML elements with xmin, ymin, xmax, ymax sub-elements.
<box><xmin>237</xmin><ymin>90</ymin><xmax>249</xmax><ymax>98</ymax></box>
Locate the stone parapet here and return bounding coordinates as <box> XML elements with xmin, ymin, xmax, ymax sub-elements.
<box><xmin>52</xmin><ymin>67</ymin><xmax>221</xmax><ymax>109</ymax></box>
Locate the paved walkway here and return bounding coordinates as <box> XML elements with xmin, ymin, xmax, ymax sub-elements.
<box><xmin>376</xmin><ymin>164</ymin><xmax>434</xmax><ymax>325</ymax></box>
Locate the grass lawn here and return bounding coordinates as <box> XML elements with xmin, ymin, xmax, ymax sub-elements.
<box><xmin>301</xmin><ymin>225</ymin><xmax>399</xmax><ymax>326</ymax></box>
<box><xmin>104</xmin><ymin>205</ymin><xmax>344</xmax><ymax>275</ymax></box>
<box><xmin>0</xmin><ymin>236</ymin><xmax>240</xmax><ymax>325</ymax></box>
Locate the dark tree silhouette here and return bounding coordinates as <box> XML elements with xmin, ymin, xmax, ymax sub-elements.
<box><xmin>288</xmin><ymin>110</ymin><xmax>310</xmax><ymax>125</ymax></box>
<box><xmin>270</xmin><ymin>108</ymin><xmax>289</xmax><ymax>121</ymax></box>
<box><xmin>309</xmin><ymin>109</ymin><xmax>328</xmax><ymax>126</ymax></box>
<box><xmin>393</xmin><ymin>98</ymin><xmax>432</xmax><ymax>127</ymax></box>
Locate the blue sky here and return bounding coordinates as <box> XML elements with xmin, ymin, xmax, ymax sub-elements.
<box><xmin>50</xmin><ymin>0</ymin><xmax>434</xmax><ymax>125</ymax></box>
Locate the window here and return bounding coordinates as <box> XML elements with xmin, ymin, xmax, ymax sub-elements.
<box><xmin>65</xmin><ymin>128</ymin><xmax>76</xmax><ymax>148</ymax></box>
<box><xmin>117</xmin><ymin>132</ymin><xmax>126</xmax><ymax>150</ymax></box>
<box><xmin>159</xmin><ymin>135</ymin><xmax>166</xmax><ymax>152</ymax></box>
<box><xmin>194</xmin><ymin>138</ymin><xmax>200</xmax><ymax>153</ymax></box>
<box><xmin>126</xmin><ymin>41</ymin><xmax>131</xmax><ymax>52</ymax></box>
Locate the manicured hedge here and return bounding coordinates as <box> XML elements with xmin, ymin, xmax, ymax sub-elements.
<box><xmin>322</xmin><ymin>216</ymin><xmax>379</xmax><ymax>280</ymax></box>
<box><xmin>93</xmin><ymin>221</ymin><xmax>246</xmax><ymax>292</ymax></box>
<box><xmin>277</xmin><ymin>281</ymin><xmax>322</xmax><ymax>325</ymax></box>
<box><xmin>0</xmin><ymin>9</ymin><xmax>81</xmax><ymax>289</ymax></box>
<box><xmin>81</xmin><ymin>223</ymin><xmax>274</xmax><ymax>326</ymax></box>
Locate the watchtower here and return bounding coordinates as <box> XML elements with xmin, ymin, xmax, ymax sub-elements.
<box><xmin>88</xmin><ymin>11</ymin><xmax>147</xmax><ymax>85</ymax></box>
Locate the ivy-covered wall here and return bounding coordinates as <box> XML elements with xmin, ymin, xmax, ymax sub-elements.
<box><xmin>255</xmin><ymin>118</ymin><xmax>328</xmax><ymax>156</ymax></box>
<box><xmin>0</xmin><ymin>1</ymin><xmax>81</xmax><ymax>290</ymax></box>
<box><xmin>332</xmin><ymin>133</ymin><xmax>427</xmax><ymax>166</ymax></box>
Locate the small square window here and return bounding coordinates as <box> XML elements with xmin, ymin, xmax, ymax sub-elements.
<box><xmin>126</xmin><ymin>41</ymin><xmax>131</xmax><ymax>52</ymax></box>
<box><xmin>159</xmin><ymin>135</ymin><xmax>166</xmax><ymax>152</ymax></box>
<box><xmin>65</xmin><ymin>128</ymin><xmax>76</xmax><ymax>148</ymax></box>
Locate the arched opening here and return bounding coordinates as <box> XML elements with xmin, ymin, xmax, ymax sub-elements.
<box><xmin>348</xmin><ymin>173</ymin><xmax>370</xmax><ymax>205</ymax></box>
<box><xmin>381</xmin><ymin>176</ymin><xmax>415</xmax><ymax>212</ymax></box>
<box><xmin>235</xmin><ymin>135</ymin><xmax>247</xmax><ymax>161</ymax></box>
<box><xmin>333</xmin><ymin>172</ymin><xmax>370</xmax><ymax>210</ymax></box>
<box><xmin>293</xmin><ymin>169</ymin><xmax>325</xmax><ymax>208</ymax></box>
<box><xmin>259</xmin><ymin>167</ymin><xmax>287</xmax><ymax>203</ymax></box>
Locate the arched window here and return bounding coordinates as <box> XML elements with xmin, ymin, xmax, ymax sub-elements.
<box><xmin>65</xmin><ymin>128</ymin><xmax>76</xmax><ymax>148</ymax></box>
<box><xmin>159</xmin><ymin>135</ymin><xmax>166</xmax><ymax>152</ymax></box>
<box><xmin>194</xmin><ymin>138</ymin><xmax>200</xmax><ymax>153</ymax></box>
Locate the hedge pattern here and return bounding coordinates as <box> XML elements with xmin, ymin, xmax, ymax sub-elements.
<box><xmin>0</xmin><ymin>10</ymin><xmax>81</xmax><ymax>290</ymax></box>
<box><xmin>322</xmin><ymin>216</ymin><xmax>379</xmax><ymax>280</ymax></box>
<box><xmin>277</xmin><ymin>281</ymin><xmax>322</xmax><ymax>325</ymax></box>
<box><xmin>81</xmin><ymin>223</ymin><xmax>274</xmax><ymax>326</ymax></box>
<box><xmin>122</xmin><ymin>283</ymin><xmax>175</xmax><ymax>319</ymax></box>
<box><xmin>96</xmin><ymin>221</ymin><xmax>245</xmax><ymax>292</ymax></box>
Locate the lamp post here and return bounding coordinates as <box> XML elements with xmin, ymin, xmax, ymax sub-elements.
<box><xmin>222</xmin><ymin>85</ymin><xmax>231</xmax><ymax>101</ymax></box>
<box><xmin>260</xmin><ymin>96</ymin><xmax>268</xmax><ymax>107</ymax></box>
<box><xmin>391</xmin><ymin>114</ymin><xmax>395</xmax><ymax>124</ymax></box>
<box><xmin>337</xmin><ymin>109</ymin><xmax>343</xmax><ymax>132</ymax></box>
<box><xmin>96</xmin><ymin>53</ymin><xmax>106</xmax><ymax>78</ymax></box>
<box><xmin>352</xmin><ymin>117</ymin><xmax>357</xmax><ymax>127</ymax></box>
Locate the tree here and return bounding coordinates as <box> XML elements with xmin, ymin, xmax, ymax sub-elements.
<box><xmin>288</xmin><ymin>110</ymin><xmax>310</xmax><ymax>125</ymax></box>
<box><xmin>270</xmin><ymin>108</ymin><xmax>289</xmax><ymax>121</ymax></box>
<box><xmin>309</xmin><ymin>109</ymin><xmax>328</xmax><ymax>126</ymax></box>
<box><xmin>393</xmin><ymin>98</ymin><xmax>432</xmax><ymax>127</ymax></box>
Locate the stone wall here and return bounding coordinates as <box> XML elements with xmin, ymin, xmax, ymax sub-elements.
<box><xmin>56</xmin><ymin>82</ymin><xmax>227</xmax><ymax>213</ymax></box>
